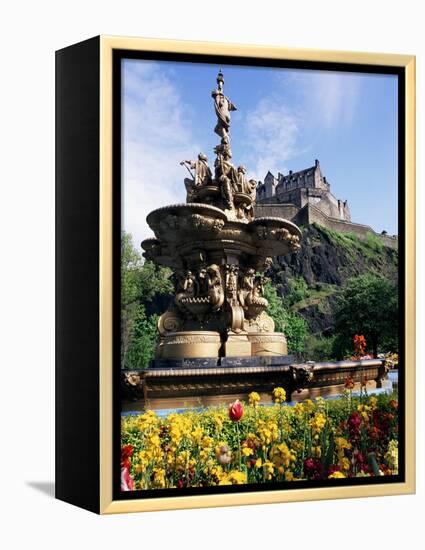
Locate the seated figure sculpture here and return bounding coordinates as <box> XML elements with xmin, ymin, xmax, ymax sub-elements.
<box><xmin>180</xmin><ymin>153</ymin><xmax>212</xmax><ymax>202</ymax></box>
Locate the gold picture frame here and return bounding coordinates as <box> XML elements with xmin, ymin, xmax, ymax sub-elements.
<box><xmin>56</xmin><ymin>35</ymin><xmax>415</xmax><ymax>514</ymax></box>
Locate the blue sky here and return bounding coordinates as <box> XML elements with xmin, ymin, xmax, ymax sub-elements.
<box><xmin>122</xmin><ymin>58</ymin><xmax>398</xmax><ymax>246</ymax></box>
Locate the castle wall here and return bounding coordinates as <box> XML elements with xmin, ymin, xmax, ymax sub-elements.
<box><xmin>253</xmin><ymin>203</ymin><xmax>398</xmax><ymax>251</ymax></box>
<box><xmin>254</xmin><ymin>203</ymin><xmax>300</xmax><ymax>220</ymax></box>
<box><xmin>271</xmin><ymin>186</ymin><xmax>349</xmax><ymax>222</ymax></box>
<box><xmin>303</xmin><ymin>205</ymin><xmax>398</xmax><ymax>250</ymax></box>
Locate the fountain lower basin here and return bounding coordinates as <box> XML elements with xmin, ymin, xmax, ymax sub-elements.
<box><xmin>121</xmin><ymin>357</ymin><xmax>390</xmax><ymax>411</ymax></box>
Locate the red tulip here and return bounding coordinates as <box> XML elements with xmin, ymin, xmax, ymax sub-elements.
<box><xmin>228</xmin><ymin>399</ymin><xmax>244</xmax><ymax>422</ymax></box>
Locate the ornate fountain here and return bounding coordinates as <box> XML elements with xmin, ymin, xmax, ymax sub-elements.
<box><xmin>121</xmin><ymin>72</ymin><xmax>390</xmax><ymax>410</ymax></box>
<box><xmin>142</xmin><ymin>71</ymin><xmax>301</xmax><ymax>361</ymax></box>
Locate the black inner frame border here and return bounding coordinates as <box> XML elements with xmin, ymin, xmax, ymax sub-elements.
<box><xmin>112</xmin><ymin>48</ymin><xmax>406</xmax><ymax>502</ymax></box>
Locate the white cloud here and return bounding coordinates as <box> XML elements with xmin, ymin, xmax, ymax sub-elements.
<box><xmin>286</xmin><ymin>70</ymin><xmax>361</xmax><ymax>129</ymax></box>
<box><xmin>242</xmin><ymin>69</ymin><xmax>361</xmax><ymax>181</ymax></box>
<box><xmin>122</xmin><ymin>60</ymin><xmax>200</xmax><ymax>247</ymax></box>
<box><xmin>243</xmin><ymin>96</ymin><xmax>301</xmax><ymax>180</ymax></box>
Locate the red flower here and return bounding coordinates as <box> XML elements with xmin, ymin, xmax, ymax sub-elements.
<box><xmin>121</xmin><ymin>444</ymin><xmax>134</xmax><ymax>470</ymax></box>
<box><xmin>228</xmin><ymin>399</ymin><xmax>244</xmax><ymax>422</ymax></box>
<box><xmin>348</xmin><ymin>411</ymin><xmax>362</xmax><ymax>442</ymax></box>
<box><xmin>348</xmin><ymin>411</ymin><xmax>362</xmax><ymax>429</ymax></box>
<box><xmin>304</xmin><ymin>457</ymin><xmax>323</xmax><ymax>480</ymax></box>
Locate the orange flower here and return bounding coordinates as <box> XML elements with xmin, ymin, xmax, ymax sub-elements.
<box><xmin>344</xmin><ymin>376</ymin><xmax>355</xmax><ymax>390</ymax></box>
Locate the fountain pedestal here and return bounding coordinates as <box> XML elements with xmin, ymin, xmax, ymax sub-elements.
<box><xmin>142</xmin><ymin>203</ymin><xmax>301</xmax><ymax>361</ymax></box>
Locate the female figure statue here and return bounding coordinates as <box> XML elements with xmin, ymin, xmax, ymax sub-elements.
<box><xmin>212</xmin><ymin>71</ymin><xmax>237</xmax><ymax>142</ymax></box>
<box><xmin>206</xmin><ymin>264</ymin><xmax>225</xmax><ymax>311</ymax></box>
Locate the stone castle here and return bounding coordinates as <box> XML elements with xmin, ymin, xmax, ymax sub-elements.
<box><xmin>255</xmin><ymin>159</ymin><xmax>398</xmax><ymax>249</ymax></box>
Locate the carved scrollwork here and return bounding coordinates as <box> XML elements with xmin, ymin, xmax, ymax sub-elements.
<box><xmin>188</xmin><ymin>214</ymin><xmax>224</xmax><ymax>233</ymax></box>
<box><xmin>158</xmin><ymin>310</ymin><xmax>184</xmax><ymax>335</ymax></box>
<box><xmin>244</xmin><ymin>311</ymin><xmax>275</xmax><ymax>333</ymax></box>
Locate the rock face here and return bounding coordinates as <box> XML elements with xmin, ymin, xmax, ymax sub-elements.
<box><xmin>268</xmin><ymin>224</ymin><xmax>398</xmax><ymax>335</ymax></box>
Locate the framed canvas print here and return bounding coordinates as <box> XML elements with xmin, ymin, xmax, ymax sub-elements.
<box><xmin>55</xmin><ymin>36</ymin><xmax>415</xmax><ymax>514</ymax></box>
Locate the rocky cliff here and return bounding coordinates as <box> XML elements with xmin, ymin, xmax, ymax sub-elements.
<box><xmin>268</xmin><ymin>223</ymin><xmax>398</xmax><ymax>336</ymax></box>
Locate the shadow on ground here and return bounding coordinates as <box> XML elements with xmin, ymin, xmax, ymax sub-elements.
<box><xmin>26</xmin><ymin>481</ymin><xmax>55</xmax><ymax>498</ymax></box>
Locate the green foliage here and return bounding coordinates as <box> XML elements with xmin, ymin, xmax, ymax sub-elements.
<box><xmin>121</xmin><ymin>232</ymin><xmax>173</xmax><ymax>309</ymax></box>
<box><xmin>364</xmin><ymin>231</ymin><xmax>385</xmax><ymax>252</ymax></box>
<box><xmin>285</xmin><ymin>276</ymin><xmax>309</xmax><ymax>306</ymax></box>
<box><xmin>317</xmin><ymin>223</ymin><xmax>390</xmax><ymax>263</ymax></box>
<box><xmin>264</xmin><ymin>282</ymin><xmax>308</xmax><ymax>354</ymax></box>
<box><xmin>332</xmin><ymin>274</ymin><xmax>398</xmax><ymax>358</ymax></box>
<box><xmin>121</xmin><ymin>232</ymin><xmax>173</xmax><ymax>369</ymax></box>
<box><xmin>303</xmin><ymin>334</ymin><xmax>336</xmax><ymax>361</ymax></box>
<box><xmin>124</xmin><ymin>307</ymin><xmax>159</xmax><ymax>370</ymax></box>
<box><xmin>121</xmin><ymin>232</ymin><xmax>144</xmax><ymax>308</ymax></box>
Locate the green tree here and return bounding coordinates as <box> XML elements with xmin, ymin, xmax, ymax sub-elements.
<box><xmin>303</xmin><ymin>334</ymin><xmax>336</xmax><ymax>361</ymax></box>
<box><xmin>125</xmin><ymin>307</ymin><xmax>159</xmax><ymax>370</ymax></box>
<box><xmin>332</xmin><ymin>274</ymin><xmax>398</xmax><ymax>358</ymax></box>
<box><xmin>285</xmin><ymin>276</ymin><xmax>309</xmax><ymax>307</ymax></box>
<box><xmin>121</xmin><ymin>232</ymin><xmax>173</xmax><ymax>369</ymax></box>
<box><xmin>263</xmin><ymin>282</ymin><xmax>308</xmax><ymax>354</ymax></box>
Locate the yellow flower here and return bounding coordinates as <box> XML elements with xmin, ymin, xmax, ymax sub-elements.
<box><xmin>303</xmin><ymin>399</ymin><xmax>315</xmax><ymax>414</ymax></box>
<box><xmin>312</xmin><ymin>445</ymin><xmax>322</xmax><ymax>459</ymax></box>
<box><xmin>219</xmin><ymin>470</ymin><xmax>247</xmax><ymax>485</ymax></box>
<box><xmin>328</xmin><ymin>471</ymin><xmax>346</xmax><ymax>479</ymax></box>
<box><xmin>228</xmin><ymin>471</ymin><xmax>247</xmax><ymax>484</ymax></box>
<box><xmin>152</xmin><ymin>467</ymin><xmax>166</xmax><ymax>488</ymax></box>
<box><xmin>385</xmin><ymin>440</ymin><xmax>398</xmax><ymax>473</ymax></box>
<box><xmin>257</xmin><ymin>419</ymin><xmax>279</xmax><ymax>445</ymax></box>
<box><xmin>191</xmin><ymin>426</ymin><xmax>204</xmax><ymax>445</ymax></box>
<box><xmin>285</xmin><ymin>470</ymin><xmax>295</xmax><ymax>481</ymax></box>
<box><xmin>310</xmin><ymin>412</ymin><xmax>326</xmax><ymax>434</ymax></box>
<box><xmin>249</xmin><ymin>391</ymin><xmax>261</xmax><ymax>407</ymax></box>
<box><xmin>369</xmin><ymin>396</ymin><xmax>378</xmax><ymax>410</ymax></box>
<box><xmin>242</xmin><ymin>446</ymin><xmax>254</xmax><ymax>457</ymax></box>
<box><xmin>255</xmin><ymin>458</ymin><xmax>263</xmax><ymax>469</ymax></box>
<box><xmin>339</xmin><ymin>457</ymin><xmax>351</xmax><ymax>472</ymax></box>
<box><xmin>273</xmin><ymin>387</ymin><xmax>286</xmax><ymax>404</ymax></box>
<box><xmin>201</xmin><ymin>436</ymin><xmax>214</xmax><ymax>450</ymax></box>
<box><xmin>335</xmin><ymin>437</ymin><xmax>351</xmax><ymax>450</ymax></box>
<box><xmin>263</xmin><ymin>461</ymin><xmax>275</xmax><ymax>480</ymax></box>
<box><xmin>293</xmin><ymin>403</ymin><xmax>304</xmax><ymax>418</ymax></box>
<box><xmin>212</xmin><ymin>412</ymin><xmax>224</xmax><ymax>432</ymax></box>
<box><xmin>270</xmin><ymin>443</ymin><xmax>297</xmax><ymax>470</ymax></box>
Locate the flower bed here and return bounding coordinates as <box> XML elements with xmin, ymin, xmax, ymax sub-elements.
<box><xmin>121</xmin><ymin>388</ymin><xmax>398</xmax><ymax>490</ymax></box>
